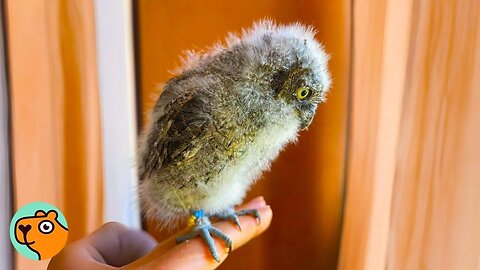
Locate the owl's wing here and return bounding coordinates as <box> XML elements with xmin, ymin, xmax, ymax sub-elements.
<box><xmin>140</xmin><ymin>85</ymin><xmax>211</xmax><ymax>182</ymax></box>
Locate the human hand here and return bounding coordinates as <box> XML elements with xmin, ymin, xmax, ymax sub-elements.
<box><xmin>48</xmin><ymin>197</ymin><xmax>272</xmax><ymax>270</ymax></box>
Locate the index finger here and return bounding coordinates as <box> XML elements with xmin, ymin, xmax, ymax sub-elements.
<box><xmin>126</xmin><ymin>197</ymin><xmax>273</xmax><ymax>270</ymax></box>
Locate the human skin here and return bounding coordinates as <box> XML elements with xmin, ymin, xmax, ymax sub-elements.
<box><xmin>48</xmin><ymin>197</ymin><xmax>272</xmax><ymax>270</ymax></box>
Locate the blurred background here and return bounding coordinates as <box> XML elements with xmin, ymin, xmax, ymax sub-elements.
<box><xmin>1</xmin><ymin>0</ymin><xmax>479</xmax><ymax>270</ymax></box>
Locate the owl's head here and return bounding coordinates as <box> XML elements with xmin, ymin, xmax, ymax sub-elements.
<box><xmin>175</xmin><ymin>19</ymin><xmax>331</xmax><ymax>130</ymax></box>
<box><xmin>240</xmin><ymin>20</ymin><xmax>332</xmax><ymax>130</ymax></box>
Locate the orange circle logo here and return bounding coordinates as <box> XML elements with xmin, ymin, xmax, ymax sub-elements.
<box><xmin>10</xmin><ymin>202</ymin><xmax>69</xmax><ymax>260</ymax></box>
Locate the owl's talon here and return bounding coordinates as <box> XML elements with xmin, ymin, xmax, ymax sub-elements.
<box><xmin>232</xmin><ymin>215</ymin><xmax>242</xmax><ymax>231</ymax></box>
<box><xmin>237</xmin><ymin>209</ymin><xmax>261</xmax><ymax>225</ymax></box>
<box><xmin>212</xmin><ymin>208</ymin><xmax>261</xmax><ymax>229</ymax></box>
<box><xmin>176</xmin><ymin>210</ymin><xmax>231</xmax><ymax>262</ymax></box>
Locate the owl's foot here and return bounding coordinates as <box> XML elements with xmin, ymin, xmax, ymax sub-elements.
<box><xmin>211</xmin><ymin>208</ymin><xmax>261</xmax><ymax>231</ymax></box>
<box><xmin>176</xmin><ymin>210</ymin><xmax>232</xmax><ymax>262</ymax></box>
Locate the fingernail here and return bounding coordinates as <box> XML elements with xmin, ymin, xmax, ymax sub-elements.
<box><xmin>253</xmin><ymin>196</ymin><xmax>263</xmax><ymax>201</ymax></box>
<box><xmin>251</xmin><ymin>196</ymin><xmax>266</xmax><ymax>207</ymax></box>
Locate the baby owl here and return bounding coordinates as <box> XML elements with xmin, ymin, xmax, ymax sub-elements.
<box><xmin>138</xmin><ymin>20</ymin><xmax>331</xmax><ymax>262</ymax></box>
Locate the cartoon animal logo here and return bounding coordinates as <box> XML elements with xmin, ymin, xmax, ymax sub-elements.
<box><xmin>12</xmin><ymin>207</ymin><xmax>68</xmax><ymax>260</ymax></box>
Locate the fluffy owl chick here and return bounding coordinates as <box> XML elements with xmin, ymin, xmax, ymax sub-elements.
<box><xmin>138</xmin><ymin>20</ymin><xmax>331</xmax><ymax>261</ymax></box>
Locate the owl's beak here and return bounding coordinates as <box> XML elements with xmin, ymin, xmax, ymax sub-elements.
<box><xmin>300</xmin><ymin>121</ymin><xmax>312</xmax><ymax>130</ymax></box>
<box><xmin>299</xmin><ymin>112</ymin><xmax>314</xmax><ymax>130</ymax></box>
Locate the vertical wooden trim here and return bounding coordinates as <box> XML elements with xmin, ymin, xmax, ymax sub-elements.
<box><xmin>0</xmin><ymin>1</ymin><xmax>13</xmax><ymax>269</ymax></box>
<box><xmin>339</xmin><ymin>0</ymin><xmax>387</xmax><ymax>267</ymax></box>
<box><xmin>94</xmin><ymin>0</ymin><xmax>140</xmax><ymax>228</ymax></box>
<box><xmin>339</xmin><ymin>0</ymin><xmax>413</xmax><ymax>268</ymax></box>
<box><xmin>364</xmin><ymin>0</ymin><xmax>413</xmax><ymax>269</ymax></box>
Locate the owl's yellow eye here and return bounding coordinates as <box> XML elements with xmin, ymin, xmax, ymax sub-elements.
<box><xmin>295</xmin><ymin>87</ymin><xmax>311</xmax><ymax>100</ymax></box>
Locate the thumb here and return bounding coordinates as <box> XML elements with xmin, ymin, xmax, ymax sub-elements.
<box><xmin>85</xmin><ymin>222</ymin><xmax>157</xmax><ymax>267</ymax></box>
